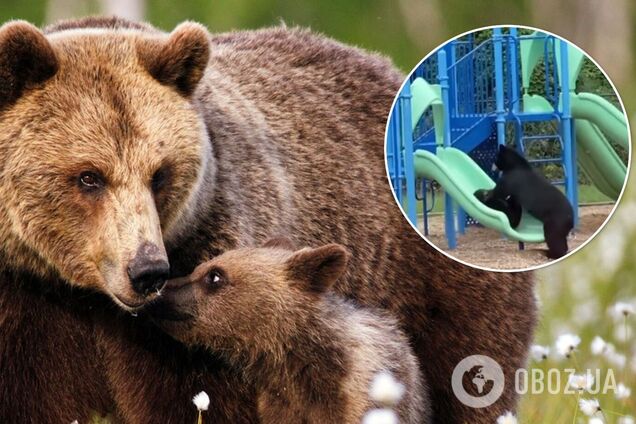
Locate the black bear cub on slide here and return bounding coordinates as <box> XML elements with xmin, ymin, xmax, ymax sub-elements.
<box><xmin>478</xmin><ymin>145</ymin><xmax>574</xmax><ymax>259</ymax></box>
<box><xmin>474</xmin><ymin>188</ymin><xmax>522</xmax><ymax>229</ymax></box>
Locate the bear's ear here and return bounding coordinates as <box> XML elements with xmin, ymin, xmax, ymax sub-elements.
<box><xmin>262</xmin><ymin>237</ymin><xmax>296</xmax><ymax>251</ymax></box>
<box><xmin>0</xmin><ymin>21</ymin><xmax>58</xmax><ymax>109</ymax></box>
<box><xmin>285</xmin><ymin>244</ymin><xmax>349</xmax><ymax>294</ymax></box>
<box><xmin>137</xmin><ymin>22</ymin><xmax>210</xmax><ymax>97</ymax></box>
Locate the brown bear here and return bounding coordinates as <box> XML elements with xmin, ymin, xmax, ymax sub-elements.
<box><xmin>0</xmin><ymin>16</ymin><xmax>536</xmax><ymax>423</ymax></box>
<box><xmin>153</xmin><ymin>240</ymin><xmax>429</xmax><ymax>424</ymax></box>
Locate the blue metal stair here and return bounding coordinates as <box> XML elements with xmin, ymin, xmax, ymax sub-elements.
<box><xmin>414</xmin><ymin>115</ymin><xmax>496</xmax><ymax>154</ymax></box>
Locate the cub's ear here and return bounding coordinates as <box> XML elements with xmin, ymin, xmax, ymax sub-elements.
<box><xmin>137</xmin><ymin>22</ymin><xmax>210</xmax><ymax>97</ymax></box>
<box><xmin>286</xmin><ymin>244</ymin><xmax>349</xmax><ymax>294</ymax></box>
<box><xmin>0</xmin><ymin>21</ymin><xmax>58</xmax><ymax>109</ymax></box>
<box><xmin>262</xmin><ymin>237</ymin><xmax>296</xmax><ymax>251</ymax></box>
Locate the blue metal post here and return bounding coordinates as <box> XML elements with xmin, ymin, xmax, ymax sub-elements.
<box><xmin>394</xmin><ymin>113</ymin><xmax>403</xmax><ymax>203</ymax></box>
<box><xmin>448</xmin><ymin>42</ymin><xmax>457</xmax><ymax>117</ymax></box>
<box><xmin>446</xmin><ymin>41</ymin><xmax>471</xmax><ymax>234</ymax></box>
<box><xmin>493</xmin><ymin>28</ymin><xmax>506</xmax><ymax>147</ymax></box>
<box><xmin>438</xmin><ymin>50</ymin><xmax>456</xmax><ymax>249</ymax></box>
<box><xmin>400</xmin><ymin>83</ymin><xmax>417</xmax><ymax>226</ymax></box>
<box><xmin>559</xmin><ymin>40</ymin><xmax>577</xmax><ymax>226</ymax></box>
<box><xmin>457</xmin><ymin>207</ymin><xmax>466</xmax><ymax>235</ymax></box>
<box><xmin>422</xmin><ymin>178</ymin><xmax>429</xmax><ymax>236</ymax></box>
<box><xmin>570</xmin><ymin>120</ymin><xmax>578</xmax><ymax>226</ymax></box>
<box><xmin>387</xmin><ymin>112</ymin><xmax>397</xmax><ymax>200</ymax></box>
<box><xmin>469</xmin><ymin>35</ymin><xmax>475</xmax><ymax>114</ymax></box>
<box><xmin>509</xmin><ymin>28</ymin><xmax>519</xmax><ymax>114</ymax></box>
<box><xmin>390</xmin><ymin>109</ymin><xmax>402</xmax><ymax>202</ymax></box>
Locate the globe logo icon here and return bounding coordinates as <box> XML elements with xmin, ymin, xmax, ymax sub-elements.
<box><xmin>451</xmin><ymin>355</ymin><xmax>505</xmax><ymax>408</ymax></box>
<box><xmin>472</xmin><ymin>367</ymin><xmax>492</xmax><ymax>394</ymax></box>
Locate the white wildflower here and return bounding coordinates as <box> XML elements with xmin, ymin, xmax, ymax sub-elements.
<box><xmin>617</xmin><ymin>383</ymin><xmax>631</xmax><ymax>400</ymax></box>
<box><xmin>614</xmin><ymin>324</ymin><xmax>633</xmax><ymax>342</ymax></box>
<box><xmin>606</xmin><ymin>351</ymin><xmax>627</xmax><ymax>369</ymax></box>
<box><xmin>589</xmin><ymin>417</ymin><xmax>605</xmax><ymax>424</ymax></box>
<box><xmin>193</xmin><ymin>391</ymin><xmax>210</xmax><ymax>411</ymax></box>
<box><xmin>573</xmin><ymin>300</ymin><xmax>600</xmax><ymax>326</ymax></box>
<box><xmin>530</xmin><ymin>345</ymin><xmax>550</xmax><ymax>362</ymax></box>
<box><xmin>534</xmin><ymin>289</ymin><xmax>542</xmax><ymax>309</ymax></box>
<box><xmin>569</xmin><ymin>373</ymin><xmax>595</xmax><ymax>391</ymax></box>
<box><xmin>556</xmin><ymin>333</ymin><xmax>581</xmax><ymax>357</ymax></box>
<box><xmin>597</xmin><ymin>226</ymin><xmax>625</xmax><ymax>274</ymax></box>
<box><xmin>567</xmin><ymin>267</ymin><xmax>593</xmax><ymax>297</ymax></box>
<box><xmin>579</xmin><ymin>398</ymin><xmax>601</xmax><ymax>416</ymax></box>
<box><xmin>618</xmin><ymin>202</ymin><xmax>636</xmax><ymax>230</ymax></box>
<box><xmin>496</xmin><ymin>411</ymin><xmax>518</xmax><ymax>424</ymax></box>
<box><xmin>619</xmin><ymin>416</ymin><xmax>635</xmax><ymax>424</ymax></box>
<box><xmin>362</xmin><ymin>408</ymin><xmax>398</xmax><ymax>424</ymax></box>
<box><xmin>369</xmin><ymin>372</ymin><xmax>405</xmax><ymax>406</ymax></box>
<box><xmin>610</xmin><ymin>302</ymin><xmax>635</xmax><ymax>321</ymax></box>
<box><xmin>591</xmin><ymin>336</ymin><xmax>608</xmax><ymax>355</ymax></box>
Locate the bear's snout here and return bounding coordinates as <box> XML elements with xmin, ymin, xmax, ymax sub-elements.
<box><xmin>146</xmin><ymin>278</ymin><xmax>197</xmax><ymax>326</ymax></box>
<box><xmin>127</xmin><ymin>242</ymin><xmax>170</xmax><ymax>296</ymax></box>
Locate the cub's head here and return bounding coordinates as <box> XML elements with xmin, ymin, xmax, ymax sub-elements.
<box><xmin>0</xmin><ymin>19</ymin><xmax>212</xmax><ymax>309</ymax></box>
<box><xmin>494</xmin><ymin>144</ymin><xmax>530</xmax><ymax>172</ymax></box>
<box><xmin>153</xmin><ymin>239</ymin><xmax>350</xmax><ymax>347</ymax></box>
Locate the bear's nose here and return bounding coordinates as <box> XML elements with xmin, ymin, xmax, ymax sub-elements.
<box><xmin>127</xmin><ymin>243</ymin><xmax>170</xmax><ymax>296</ymax></box>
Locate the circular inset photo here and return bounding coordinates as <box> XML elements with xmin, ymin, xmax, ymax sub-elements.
<box><xmin>385</xmin><ymin>25</ymin><xmax>631</xmax><ymax>272</ymax></box>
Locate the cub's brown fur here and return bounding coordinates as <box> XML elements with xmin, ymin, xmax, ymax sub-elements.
<box><xmin>0</xmin><ymin>16</ymin><xmax>536</xmax><ymax>423</ymax></box>
<box><xmin>156</xmin><ymin>242</ymin><xmax>429</xmax><ymax>423</ymax></box>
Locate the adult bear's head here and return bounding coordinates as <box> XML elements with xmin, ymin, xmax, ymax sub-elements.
<box><xmin>494</xmin><ymin>144</ymin><xmax>531</xmax><ymax>172</ymax></box>
<box><xmin>0</xmin><ymin>18</ymin><xmax>212</xmax><ymax>310</ymax></box>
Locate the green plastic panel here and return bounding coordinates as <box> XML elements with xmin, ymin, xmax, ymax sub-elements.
<box><xmin>519</xmin><ymin>32</ymin><xmax>545</xmax><ymax>90</ymax></box>
<box><xmin>410</xmin><ymin>78</ymin><xmax>444</xmax><ymax>146</ymax></box>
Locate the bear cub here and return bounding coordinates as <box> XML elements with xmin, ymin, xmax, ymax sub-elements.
<box><xmin>481</xmin><ymin>145</ymin><xmax>574</xmax><ymax>258</ymax></box>
<box><xmin>153</xmin><ymin>239</ymin><xmax>428</xmax><ymax>424</ymax></box>
<box><xmin>474</xmin><ymin>188</ymin><xmax>522</xmax><ymax>228</ymax></box>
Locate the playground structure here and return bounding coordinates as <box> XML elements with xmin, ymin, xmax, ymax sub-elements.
<box><xmin>386</xmin><ymin>27</ymin><xmax>629</xmax><ymax>250</ymax></box>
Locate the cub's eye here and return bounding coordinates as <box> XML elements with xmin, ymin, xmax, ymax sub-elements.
<box><xmin>205</xmin><ymin>268</ymin><xmax>227</xmax><ymax>288</ymax></box>
<box><xmin>78</xmin><ymin>171</ymin><xmax>105</xmax><ymax>192</ymax></box>
<box><xmin>151</xmin><ymin>166</ymin><xmax>171</xmax><ymax>193</ymax></box>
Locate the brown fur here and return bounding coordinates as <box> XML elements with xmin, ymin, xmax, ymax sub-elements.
<box><xmin>0</xmin><ymin>21</ymin><xmax>58</xmax><ymax>108</ymax></box>
<box><xmin>0</xmin><ymin>16</ymin><xmax>536</xmax><ymax>423</ymax></box>
<box><xmin>155</xmin><ymin>243</ymin><xmax>429</xmax><ymax>423</ymax></box>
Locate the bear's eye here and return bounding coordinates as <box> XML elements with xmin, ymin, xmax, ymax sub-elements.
<box><xmin>78</xmin><ymin>171</ymin><xmax>105</xmax><ymax>192</ymax></box>
<box><xmin>151</xmin><ymin>166</ymin><xmax>171</xmax><ymax>193</ymax></box>
<box><xmin>204</xmin><ymin>268</ymin><xmax>227</xmax><ymax>288</ymax></box>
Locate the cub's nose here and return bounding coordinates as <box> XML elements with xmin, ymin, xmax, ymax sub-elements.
<box><xmin>128</xmin><ymin>243</ymin><xmax>170</xmax><ymax>296</ymax></box>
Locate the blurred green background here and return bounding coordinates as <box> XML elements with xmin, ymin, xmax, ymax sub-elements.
<box><xmin>4</xmin><ymin>0</ymin><xmax>635</xmax><ymax>422</ymax></box>
<box><xmin>6</xmin><ymin>0</ymin><xmax>635</xmax><ymax>96</ymax></box>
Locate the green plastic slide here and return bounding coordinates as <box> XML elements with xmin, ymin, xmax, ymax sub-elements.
<box><xmin>523</xmin><ymin>93</ymin><xmax>627</xmax><ymax>200</ymax></box>
<box><xmin>520</xmin><ymin>31</ymin><xmax>627</xmax><ymax>200</ymax></box>
<box><xmin>410</xmin><ymin>78</ymin><xmax>444</xmax><ymax>145</ymax></box>
<box><xmin>570</xmin><ymin>92</ymin><xmax>629</xmax><ymax>150</ymax></box>
<box><xmin>413</xmin><ymin>147</ymin><xmax>546</xmax><ymax>243</ymax></box>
